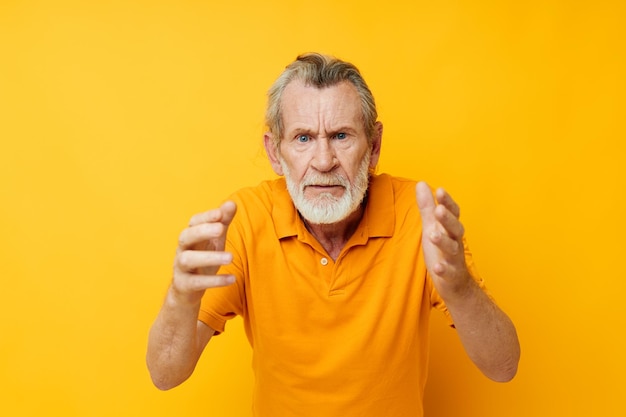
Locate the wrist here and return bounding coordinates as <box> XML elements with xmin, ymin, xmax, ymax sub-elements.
<box><xmin>167</xmin><ymin>285</ymin><xmax>204</xmax><ymax>310</ymax></box>
<box><xmin>437</xmin><ymin>270</ymin><xmax>478</xmax><ymax>303</ymax></box>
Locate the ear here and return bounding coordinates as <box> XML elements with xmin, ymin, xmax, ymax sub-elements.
<box><xmin>264</xmin><ymin>133</ymin><xmax>284</xmax><ymax>175</ymax></box>
<box><xmin>368</xmin><ymin>121</ymin><xmax>383</xmax><ymax>169</ymax></box>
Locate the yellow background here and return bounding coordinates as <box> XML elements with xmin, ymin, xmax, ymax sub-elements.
<box><xmin>1</xmin><ymin>0</ymin><xmax>624</xmax><ymax>415</ymax></box>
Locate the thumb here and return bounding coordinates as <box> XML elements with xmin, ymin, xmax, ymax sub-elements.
<box><xmin>416</xmin><ymin>181</ymin><xmax>436</xmax><ymax>221</ymax></box>
<box><xmin>219</xmin><ymin>201</ymin><xmax>237</xmax><ymax>226</ymax></box>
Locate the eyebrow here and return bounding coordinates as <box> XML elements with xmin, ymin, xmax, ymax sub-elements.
<box><xmin>329</xmin><ymin>126</ymin><xmax>358</xmax><ymax>134</ymax></box>
<box><xmin>287</xmin><ymin>127</ymin><xmax>315</xmax><ymax>138</ymax></box>
<box><xmin>287</xmin><ymin>126</ymin><xmax>359</xmax><ymax>138</ymax></box>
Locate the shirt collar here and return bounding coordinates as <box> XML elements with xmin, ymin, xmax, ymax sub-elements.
<box><xmin>272</xmin><ymin>173</ymin><xmax>395</xmax><ymax>240</ymax></box>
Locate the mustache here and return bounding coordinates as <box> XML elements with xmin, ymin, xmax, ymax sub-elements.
<box><xmin>301</xmin><ymin>173</ymin><xmax>349</xmax><ymax>188</ymax></box>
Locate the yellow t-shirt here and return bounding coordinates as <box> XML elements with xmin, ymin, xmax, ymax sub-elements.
<box><xmin>199</xmin><ymin>173</ymin><xmax>485</xmax><ymax>417</ymax></box>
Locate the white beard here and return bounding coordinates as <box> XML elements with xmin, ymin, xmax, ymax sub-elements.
<box><xmin>280</xmin><ymin>152</ymin><xmax>371</xmax><ymax>225</ymax></box>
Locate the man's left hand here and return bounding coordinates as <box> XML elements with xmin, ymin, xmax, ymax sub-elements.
<box><xmin>416</xmin><ymin>181</ymin><xmax>472</xmax><ymax>298</ymax></box>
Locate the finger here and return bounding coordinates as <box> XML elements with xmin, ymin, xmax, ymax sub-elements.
<box><xmin>189</xmin><ymin>208</ymin><xmax>222</xmax><ymax>227</ymax></box>
<box><xmin>189</xmin><ymin>201</ymin><xmax>237</xmax><ymax>227</ymax></box>
<box><xmin>429</xmin><ymin>229</ymin><xmax>462</xmax><ymax>256</ymax></box>
<box><xmin>416</xmin><ymin>181</ymin><xmax>436</xmax><ymax>222</ymax></box>
<box><xmin>434</xmin><ymin>205</ymin><xmax>465</xmax><ymax>240</ymax></box>
<box><xmin>178</xmin><ymin>222</ymin><xmax>227</xmax><ymax>249</ymax></box>
<box><xmin>435</xmin><ymin>188</ymin><xmax>460</xmax><ymax>218</ymax></box>
<box><xmin>176</xmin><ymin>250</ymin><xmax>233</xmax><ymax>272</ymax></box>
<box><xmin>174</xmin><ymin>272</ymin><xmax>236</xmax><ymax>292</ymax></box>
<box><xmin>219</xmin><ymin>201</ymin><xmax>237</xmax><ymax>226</ymax></box>
<box><xmin>430</xmin><ymin>260</ymin><xmax>462</xmax><ymax>279</ymax></box>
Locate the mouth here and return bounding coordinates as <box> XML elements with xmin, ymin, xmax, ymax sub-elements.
<box><xmin>305</xmin><ymin>184</ymin><xmax>344</xmax><ymax>191</ymax></box>
<box><xmin>304</xmin><ymin>184</ymin><xmax>345</xmax><ymax>199</ymax></box>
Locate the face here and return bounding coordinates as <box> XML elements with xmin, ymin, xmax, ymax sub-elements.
<box><xmin>264</xmin><ymin>80</ymin><xmax>382</xmax><ymax>225</ymax></box>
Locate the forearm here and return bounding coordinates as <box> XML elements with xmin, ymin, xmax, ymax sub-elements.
<box><xmin>444</xmin><ymin>280</ymin><xmax>520</xmax><ymax>382</ymax></box>
<box><xmin>146</xmin><ymin>288</ymin><xmax>212</xmax><ymax>390</ymax></box>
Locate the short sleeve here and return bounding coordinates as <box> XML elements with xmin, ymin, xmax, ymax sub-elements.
<box><xmin>197</xmin><ymin>211</ymin><xmax>247</xmax><ymax>335</ymax></box>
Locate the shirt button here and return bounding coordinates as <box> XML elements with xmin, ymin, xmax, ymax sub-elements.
<box><xmin>320</xmin><ymin>257</ymin><xmax>329</xmax><ymax>266</ymax></box>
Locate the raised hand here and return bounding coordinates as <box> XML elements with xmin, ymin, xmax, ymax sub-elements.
<box><xmin>415</xmin><ymin>182</ymin><xmax>471</xmax><ymax>297</ymax></box>
<box><xmin>416</xmin><ymin>182</ymin><xmax>521</xmax><ymax>380</ymax></box>
<box><xmin>172</xmin><ymin>200</ymin><xmax>238</xmax><ymax>304</ymax></box>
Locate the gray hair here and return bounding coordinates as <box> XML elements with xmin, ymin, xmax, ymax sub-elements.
<box><xmin>265</xmin><ymin>53</ymin><xmax>378</xmax><ymax>148</ymax></box>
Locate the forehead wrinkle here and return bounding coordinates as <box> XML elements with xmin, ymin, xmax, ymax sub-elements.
<box><xmin>281</xmin><ymin>86</ymin><xmax>321</xmax><ymax>136</ymax></box>
<box><xmin>281</xmin><ymin>81</ymin><xmax>363</xmax><ymax>138</ymax></box>
<box><xmin>318</xmin><ymin>83</ymin><xmax>361</xmax><ymax>135</ymax></box>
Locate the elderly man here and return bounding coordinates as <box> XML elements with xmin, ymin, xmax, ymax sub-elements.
<box><xmin>147</xmin><ymin>53</ymin><xmax>520</xmax><ymax>417</ymax></box>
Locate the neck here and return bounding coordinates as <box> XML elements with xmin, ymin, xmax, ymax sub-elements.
<box><xmin>303</xmin><ymin>204</ymin><xmax>365</xmax><ymax>260</ymax></box>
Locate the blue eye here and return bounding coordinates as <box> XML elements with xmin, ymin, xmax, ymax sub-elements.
<box><xmin>297</xmin><ymin>135</ymin><xmax>309</xmax><ymax>143</ymax></box>
<box><xmin>336</xmin><ymin>132</ymin><xmax>347</xmax><ymax>140</ymax></box>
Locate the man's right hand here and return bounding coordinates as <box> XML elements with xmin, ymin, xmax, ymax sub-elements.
<box><xmin>147</xmin><ymin>201</ymin><xmax>237</xmax><ymax>390</ymax></box>
<box><xmin>171</xmin><ymin>200</ymin><xmax>238</xmax><ymax>304</ymax></box>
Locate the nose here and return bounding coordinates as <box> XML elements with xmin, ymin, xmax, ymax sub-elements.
<box><xmin>311</xmin><ymin>138</ymin><xmax>338</xmax><ymax>172</ymax></box>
